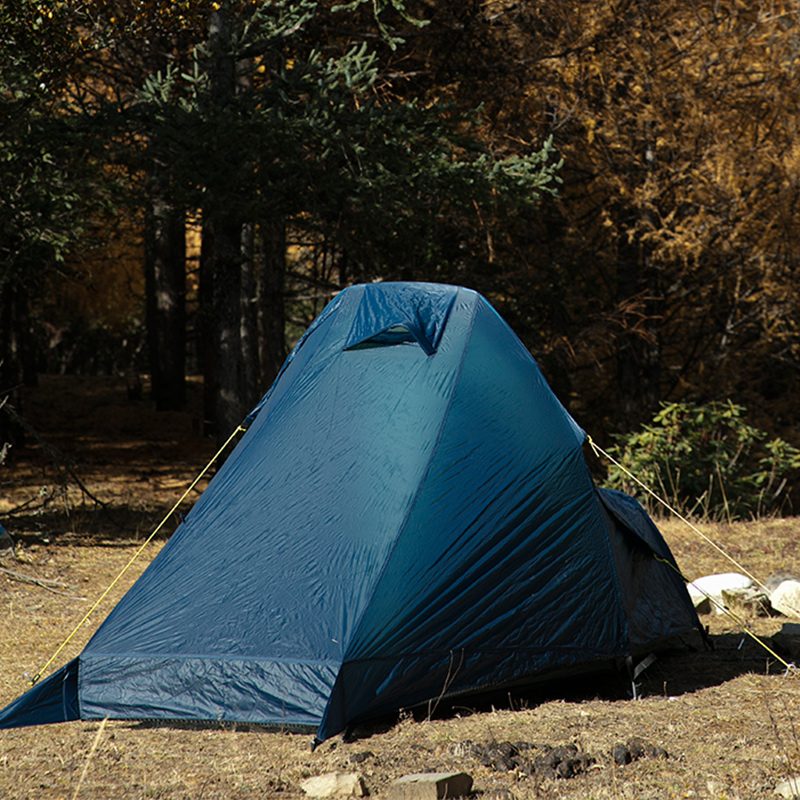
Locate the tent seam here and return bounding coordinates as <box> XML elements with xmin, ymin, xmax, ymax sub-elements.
<box><xmin>320</xmin><ymin>288</ymin><xmax>480</xmax><ymax>734</ymax></box>
<box><xmin>588</xmin><ymin>479</ymin><xmax>635</xmax><ymax>655</ymax></box>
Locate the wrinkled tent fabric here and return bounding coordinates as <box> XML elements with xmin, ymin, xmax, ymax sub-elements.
<box><xmin>0</xmin><ymin>283</ymin><xmax>700</xmax><ymax>741</ymax></box>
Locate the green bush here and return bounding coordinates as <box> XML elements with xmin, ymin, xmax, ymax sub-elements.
<box><xmin>603</xmin><ymin>401</ymin><xmax>800</xmax><ymax>520</ymax></box>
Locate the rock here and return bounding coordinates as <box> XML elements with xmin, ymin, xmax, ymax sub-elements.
<box><xmin>387</xmin><ymin>772</ymin><xmax>473</xmax><ymax>800</ymax></box>
<box><xmin>627</xmin><ymin>739</ymin><xmax>647</xmax><ymax>760</ymax></box>
<box><xmin>463</xmin><ymin>740</ymin><xmax>591</xmax><ymax>780</ymax></box>
<box><xmin>770</xmin><ymin>580</ymin><xmax>800</xmax><ymax>619</ymax></box>
<box><xmin>766</xmin><ymin>573</ymin><xmax>800</xmax><ymax>593</ymax></box>
<box><xmin>721</xmin><ymin>586</ymin><xmax>771</xmax><ymax>616</ymax></box>
<box><xmin>612</xmin><ymin>744</ymin><xmax>632</xmax><ymax>765</ymax></box>
<box><xmin>549</xmin><ymin>745</ymin><xmax>578</xmax><ymax>763</ymax></box>
<box><xmin>555</xmin><ymin>759</ymin><xmax>575</xmax><ymax>779</ymax></box>
<box><xmin>300</xmin><ymin>773</ymin><xmax>366</xmax><ymax>798</ymax></box>
<box><xmin>513</xmin><ymin>756</ymin><xmax>535</xmax><ymax>776</ymax></box>
<box><xmin>772</xmin><ymin>623</ymin><xmax>800</xmax><ymax>660</ymax></box>
<box><xmin>775</xmin><ymin>775</ymin><xmax>800</xmax><ymax>798</ymax></box>
<box><xmin>688</xmin><ymin>573</ymin><xmax>754</xmax><ymax>614</ymax></box>
<box><xmin>349</xmin><ymin>751</ymin><xmax>374</xmax><ymax>765</ymax></box>
<box><xmin>487</xmin><ymin>754</ymin><xmax>514</xmax><ymax>772</ymax></box>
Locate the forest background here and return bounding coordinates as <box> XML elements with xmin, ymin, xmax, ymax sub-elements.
<box><xmin>3</xmin><ymin>0</ymin><xmax>800</xmax><ymax>517</ymax></box>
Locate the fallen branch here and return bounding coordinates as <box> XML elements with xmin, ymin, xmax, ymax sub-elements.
<box><xmin>0</xmin><ymin>565</ymin><xmax>85</xmax><ymax>599</ymax></box>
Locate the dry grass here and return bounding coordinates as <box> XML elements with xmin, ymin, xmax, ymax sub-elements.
<box><xmin>1</xmin><ymin>376</ymin><xmax>800</xmax><ymax>799</ymax></box>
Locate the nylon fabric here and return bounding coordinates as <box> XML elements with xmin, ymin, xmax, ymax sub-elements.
<box><xmin>0</xmin><ymin>282</ymin><xmax>701</xmax><ymax>737</ymax></box>
<box><xmin>0</xmin><ymin>659</ymin><xmax>79</xmax><ymax>729</ymax></box>
<box><xmin>342</xmin><ymin>282</ymin><xmax>458</xmax><ymax>355</ymax></box>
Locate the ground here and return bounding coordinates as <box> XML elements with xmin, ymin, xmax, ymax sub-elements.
<box><xmin>1</xmin><ymin>375</ymin><xmax>799</xmax><ymax>800</ymax></box>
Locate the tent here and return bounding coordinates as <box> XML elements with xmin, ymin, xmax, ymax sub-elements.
<box><xmin>0</xmin><ymin>282</ymin><xmax>700</xmax><ymax>743</ymax></box>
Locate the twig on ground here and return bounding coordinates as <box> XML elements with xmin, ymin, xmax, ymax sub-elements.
<box><xmin>71</xmin><ymin>717</ymin><xmax>108</xmax><ymax>800</ymax></box>
<box><xmin>0</xmin><ymin>565</ymin><xmax>85</xmax><ymax>599</ymax></box>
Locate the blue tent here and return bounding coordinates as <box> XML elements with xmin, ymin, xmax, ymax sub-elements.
<box><xmin>0</xmin><ymin>283</ymin><xmax>699</xmax><ymax>742</ymax></box>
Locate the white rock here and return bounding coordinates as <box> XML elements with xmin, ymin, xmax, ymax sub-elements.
<box><xmin>301</xmin><ymin>773</ymin><xmax>366</xmax><ymax>798</ymax></box>
<box><xmin>770</xmin><ymin>580</ymin><xmax>800</xmax><ymax>619</ymax></box>
<box><xmin>687</xmin><ymin>573</ymin><xmax>754</xmax><ymax>614</ymax></box>
<box><xmin>775</xmin><ymin>775</ymin><xmax>800</xmax><ymax>798</ymax></box>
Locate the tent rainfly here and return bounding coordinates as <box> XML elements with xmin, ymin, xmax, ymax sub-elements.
<box><xmin>0</xmin><ymin>282</ymin><xmax>700</xmax><ymax>744</ymax></box>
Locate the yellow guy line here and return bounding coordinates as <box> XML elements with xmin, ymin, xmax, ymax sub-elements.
<box><xmin>587</xmin><ymin>436</ymin><xmax>766</xmax><ymax>589</ymax></box>
<box><xmin>587</xmin><ymin>435</ymin><xmax>796</xmax><ymax>673</ymax></box>
<box><xmin>30</xmin><ymin>425</ymin><xmax>246</xmax><ymax>686</ymax></box>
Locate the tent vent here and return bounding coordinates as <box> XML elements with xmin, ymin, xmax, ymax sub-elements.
<box><xmin>346</xmin><ymin>325</ymin><xmax>419</xmax><ymax>350</ymax></box>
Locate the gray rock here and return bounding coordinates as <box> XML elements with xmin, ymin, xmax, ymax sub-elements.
<box><xmin>612</xmin><ymin>744</ymin><xmax>631</xmax><ymax>765</ymax></box>
<box><xmin>387</xmin><ymin>772</ymin><xmax>473</xmax><ymax>800</ymax></box>
<box><xmin>721</xmin><ymin>586</ymin><xmax>771</xmax><ymax>616</ymax></box>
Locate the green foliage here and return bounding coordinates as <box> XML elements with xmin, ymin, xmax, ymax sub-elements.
<box><xmin>604</xmin><ymin>401</ymin><xmax>800</xmax><ymax>520</ymax></box>
<box><xmin>126</xmin><ymin>3</ymin><xmax>561</xmax><ymax>272</ymax></box>
<box><xmin>0</xmin><ymin>1</ymin><xmax>107</xmax><ymax>285</ymax></box>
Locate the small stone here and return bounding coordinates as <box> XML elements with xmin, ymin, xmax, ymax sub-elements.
<box><xmin>497</xmin><ymin>742</ymin><xmax>518</xmax><ymax>758</ymax></box>
<box><xmin>775</xmin><ymin>775</ymin><xmax>800</xmax><ymax>799</ymax></box>
<box><xmin>300</xmin><ymin>773</ymin><xmax>366</xmax><ymax>798</ymax></box>
<box><xmin>535</xmin><ymin>766</ymin><xmax>557</xmax><ymax>781</ymax></box>
<box><xmin>650</xmin><ymin>746</ymin><xmax>669</xmax><ymax>760</ymax></box>
<box><xmin>491</xmin><ymin>754</ymin><xmax>515</xmax><ymax>772</ymax></box>
<box><xmin>534</xmin><ymin>750</ymin><xmax>558</xmax><ymax>771</ymax></box>
<box><xmin>612</xmin><ymin>744</ymin><xmax>631</xmax><ymax>765</ymax></box>
<box><xmin>721</xmin><ymin>586</ymin><xmax>771</xmax><ymax>616</ymax></box>
<box><xmin>387</xmin><ymin>772</ymin><xmax>473</xmax><ymax>800</ymax></box>
<box><xmin>513</xmin><ymin>756</ymin><xmax>535</xmax><ymax>776</ymax></box>
<box><xmin>627</xmin><ymin>739</ymin><xmax>646</xmax><ymax>760</ymax></box>
<box><xmin>555</xmin><ymin>759</ymin><xmax>575</xmax><ymax>779</ymax></box>
<box><xmin>549</xmin><ymin>744</ymin><xmax>578</xmax><ymax>763</ymax></box>
<box><xmin>349</xmin><ymin>751</ymin><xmax>373</xmax><ymax>764</ymax></box>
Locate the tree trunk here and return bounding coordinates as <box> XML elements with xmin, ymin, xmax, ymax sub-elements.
<box><xmin>240</xmin><ymin>221</ymin><xmax>259</xmax><ymax>410</ymax></box>
<box><xmin>259</xmin><ymin>218</ymin><xmax>287</xmax><ymax>388</ymax></box>
<box><xmin>205</xmin><ymin>1</ymin><xmax>249</xmax><ymax>442</ymax></box>
<box><xmin>199</xmin><ymin>221</ymin><xmax>216</xmax><ymax>437</ymax></box>
<box><xmin>144</xmin><ymin>187</ymin><xmax>186</xmax><ymax>411</ymax></box>
<box><xmin>0</xmin><ymin>282</ymin><xmax>24</xmax><ymax>452</ymax></box>
<box><xmin>210</xmin><ymin>213</ymin><xmax>247</xmax><ymax>440</ymax></box>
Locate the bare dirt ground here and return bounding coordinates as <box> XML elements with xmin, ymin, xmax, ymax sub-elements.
<box><xmin>1</xmin><ymin>375</ymin><xmax>800</xmax><ymax>800</ymax></box>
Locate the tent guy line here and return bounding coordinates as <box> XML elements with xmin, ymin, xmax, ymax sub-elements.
<box><xmin>588</xmin><ymin>436</ymin><xmax>798</xmax><ymax>669</ymax></box>
<box><xmin>588</xmin><ymin>436</ymin><xmax>776</xmax><ymax>596</ymax></box>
